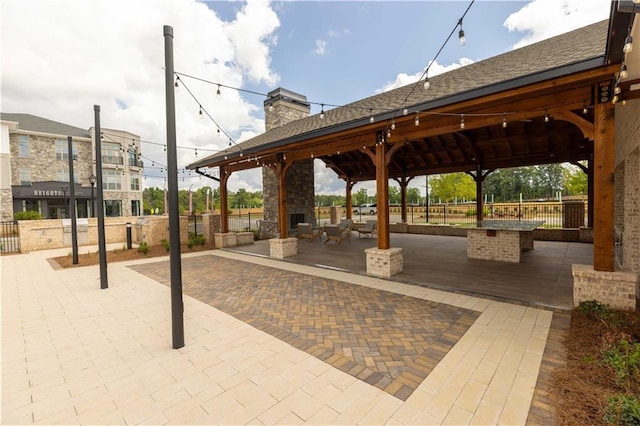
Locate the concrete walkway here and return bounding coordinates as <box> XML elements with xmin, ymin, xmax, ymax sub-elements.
<box><xmin>2</xmin><ymin>246</ymin><xmax>555</xmax><ymax>425</ymax></box>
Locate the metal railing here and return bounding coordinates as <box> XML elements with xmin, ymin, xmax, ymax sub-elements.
<box><xmin>227</xmin><ymin>213</ymin><xmax>264</xmax><ymax>232</ymax></box>
<box><xmin>0</xmin><ymin>220</ymin><xmax>20</xmax><ymax>253</ymax></box>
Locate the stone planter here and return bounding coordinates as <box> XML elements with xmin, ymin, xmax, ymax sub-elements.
<box><xmin>236</xmin><ymin>232</ymin><xmax>254</xmax><ymax>246</ymax></box>
<box><xmin>214</xmin><ymin>232</ymin><xmax>237</xmax><ymax>248</ymax></box>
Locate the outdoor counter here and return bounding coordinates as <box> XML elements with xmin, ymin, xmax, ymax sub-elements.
<box><xmin>467</xmin><ymin>220</ymin><xmax>545</xmax><ymax>263</ymax></box>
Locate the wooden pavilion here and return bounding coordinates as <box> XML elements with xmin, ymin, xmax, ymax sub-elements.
<box><xmin>189</xmin><ymin>3</ymin><xmax>640</xmax><ymax>308</ymax></box>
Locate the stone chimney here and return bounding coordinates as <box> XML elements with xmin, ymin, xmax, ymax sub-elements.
<box><xmin>262</xmin><ymin>88</ymin><xmax>316</xmax><ymax>233</ymax></box>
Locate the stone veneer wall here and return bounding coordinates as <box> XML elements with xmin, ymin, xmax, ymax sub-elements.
<box><xmin>17</xmin><ymin>216</ymin><xmax>194</xmax><ymax>252</ymax></box>
<box><xmin>262</xmin><ymin>89</ymin><xmax>315</xmax><ymax>235</ymax></box>
<box><xmin>573</xmin><ymin>264</ymin><xmax>638</xmax><ymax>311</ymax></box>
<box><xmin>0</xmin><ymin>188</ymin><xmax>13</xmax><ymax>221</ymax></box>
<box><xmin>615</xmin><ymin>98</ymin><xmax>640</xmax><ymax>274</ymax></box>
<box><xmin>467</xmin><ymin>229</ymin><xmax>522</xmax><ymax>263</ymax></box>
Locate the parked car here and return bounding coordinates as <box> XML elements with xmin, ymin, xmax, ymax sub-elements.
<box><xmin>353</xmin><ymin>203</ymin><xmax>377</xmax><ymax>215</ymax></box>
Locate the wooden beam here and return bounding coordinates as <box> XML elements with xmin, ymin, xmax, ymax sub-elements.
<box><xmin>553</xmin><ymin>110</ymin><xmax>595</xmax><ymax>141</ymax></box>
<box><xmin>593</xmin><ymin>100</ymin><xmax>615</xmax><ymax>271</ymax></box>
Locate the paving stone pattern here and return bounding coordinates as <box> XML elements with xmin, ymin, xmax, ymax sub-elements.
<box><xmin>130</xmin><ymin>255</ymin><xmax>480</xmax><ymax>401</ymax></box>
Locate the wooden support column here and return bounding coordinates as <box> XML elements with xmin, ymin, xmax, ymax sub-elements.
<box><xmin>588</xmin><ymin>154</ymin><xmax>594</xmax><ymax>228</ymax></box>
<box><xmin>273</xmin><ymin>160</ymin><xmax>292</xmax><ymax>238</ymax></box>
<box><xmin>392</xmin><ymin>172</ymin><xmax>413</xmax><ymax>224</ymax></box>
<box><xmin>345</xmin><ymin>178</ymin><xmax>355</xmax><ymax>220</ymax></box>
<box><xmin>376</xmin><ymin>141</ymin><xmax>390</xmax><ymax>250</ymax></box>
<box><xmin>219</xmin><ymin>167</ymin><xmax>230</xmax><ymax>233</ymax></box>
<box><xmin>593</xmin><ymin>100</ymin><xmax>615</xmax><ymax>272</ymax></box>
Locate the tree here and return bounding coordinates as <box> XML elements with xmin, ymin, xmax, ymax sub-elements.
<box><xmin>407</xmin><ymin>187</ymin><xmax>421</xmax><ymax>204</ymax></box>
<box><xmin>564</xmin><ymin>163</ymin><xmax>588</xmax><ymax>196</ymax></box>
<box><xmin>388</xmin><ymin>186</ymin><xmax>400</xmax><ymax>204</ymax></box>
<box><xmin>429</xmin><ymin>173</ymin><xmax>475</xmax><ymax>203</ymax></box>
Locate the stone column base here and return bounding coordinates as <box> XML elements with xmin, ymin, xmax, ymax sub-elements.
<box><xmin>573</xmin><ymin>264</ymin><xmax>639</xmax><ymax>311</ymax></box>
<box><xmin>269</xmin><ymin>238</ymin><xmax>298</xmax><ymax>259</ymax></box>
<box><xmin>214</xmin><ymin>232</ymin><xmax>237</xmax><ymax>248</ymax></box>
<box><xmin>366</xmin><ymin>247</ymin><xmax>403</xmax><ymax>277</ymax></box>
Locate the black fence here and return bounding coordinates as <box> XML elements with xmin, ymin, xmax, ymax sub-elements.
<box><xmin>0</xmin><ymin>220</ymin><xmax>20</xmax><ymax>253</ymax></box>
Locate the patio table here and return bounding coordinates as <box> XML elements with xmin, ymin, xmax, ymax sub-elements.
<box><xmin>467</xmin><ymin>220</ymin><xmax>545</xmax><ymax>263</ymax></box>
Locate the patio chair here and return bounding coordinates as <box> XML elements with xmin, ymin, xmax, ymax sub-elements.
<box><xmin>324</xmin><ymin>224</ymin><xmax>350</xmax><ymax>245</ymax></box>
<box><xmin>357</xmin><ymin>220</ymin><xmax>377</xmax><ymax>238</ymax></box>
<box><xmin>338</xmin><ymin>219</ymin><xmax>353</xmax><ymax>236</ymax></box>
<box><xmin>297</xmin><ymin>223</ymin><xmax>321</xmax><ymax>241</ymax></box>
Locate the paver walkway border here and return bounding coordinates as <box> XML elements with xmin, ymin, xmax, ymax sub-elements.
<box><xmin>2</xmin><ymin>247</ymin><xmax>556</xmax><ymax>425</ymax></box>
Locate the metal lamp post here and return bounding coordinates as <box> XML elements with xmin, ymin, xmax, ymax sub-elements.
<box><xmin>89</xmin><ymin>174</ymin><xmax>96</xmax><ymax>218</ymax></box>
<box><xmin>61</xmin><ymin>184</ymin><xmax>68</xmax><ymax>218</ymax></box>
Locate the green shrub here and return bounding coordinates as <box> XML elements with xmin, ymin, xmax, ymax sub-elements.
<box><xmin>14</xmin><ymin>210</ymin><xmax>42</xmax><ymax>220</ymax></box>
<box><xmin>604</xmin><ymin>394</ymin><xmax>640</xmax><ymax>425</ymax></box>
<box><xmin>577</xmin><ymin>300</ymin><xmax>613</xmax><ymax>322</ymax></box>
<box><xmin>187</xmin><ymin>233</ymin><xmax>205</xmax><ymax>249</ymax></box>
<box><xmin>137</xmin><ymin>241</ymin><xmax>149</xmax><ymax>255</ymax></box>
<box><xmin>161</xmin><ymin>239</ymin><xmax>170</xmax><ymax>252</ymax></box>
<box><xmin>602</xmin><ymin>339</ymin><xmax>640</xmax><ymax>391</ymax></box>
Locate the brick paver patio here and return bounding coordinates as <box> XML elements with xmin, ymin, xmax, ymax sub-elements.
<box><xmin>131</xmin><ymin>256</ymin><xmax>480</xmax><ymax>401</ymax></box>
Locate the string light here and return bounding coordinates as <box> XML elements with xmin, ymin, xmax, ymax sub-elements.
<box><xmin>544</xmin><ymin>110</ymin><xmax>550</xmax><ymax>122</ymax></box>
<box><xmin>623</xmin><ymin>34</ymin><xmax>633</xmax><ymax>54</ymax></box>
<box><xmin>620</xmin><ymin>64</ymin><xmax>628</xmax><ymax>79</ymax></box>
<box><xmin>403</xmin><ymin>108</ymin><xmax>408</xmax><ymax>116</ymax></box>
<box><xmin>369</xmin><ymin>109</ymin><xmax>374</xmax><ymax>123</ymax></box>
<box><xmin>502</xmin><ymin>113</ymin><xmax>507</xmax><ymax>128</ymax></box>
<box><xmin>174</xmin><ymin>76</ymin><xmax>180</xmax><ymax>91</ymax></box>
<box><xmin>460</xmin><ymin>114</ymin><xmax>465</xmax><ymax>129</ymax></box>
<box><xmin>423</xmin><ymin>77</ymin><xmax>430</xmax><ymax>90</ymax></box>
<box><xmin>216</xmin><ymin>84</ymin><xmax>221</xmax><ymax>98</ymax></box>
<box><xmin>582</xmin><ymin>101</ymin><xmax>589</xmax><ymax>115</ymax></box>
<box><xmin>414</xmin><ymin>112</ymin><xmax>420</xmax><ymax>126</ymax></box>
<box><xmin>320</xmin><ymin>104</ymin><xmax>325</xmax><ymax>120</ymax></box>
<box><xmin>391</xmin><ymin>118</ymin><xmax>396</xmax><ymax>130</ymax></box>
<box><xmin>199</xmin><ymin>105</ymin><xmax>203</xmax><ymax>118</ymax></box>
<box><xmin>387</xmin><ymin>128</ymin><xmax>391</xmax><ymax>138</ymax></box>
<box><xmin>614</xmin><ymin>85</ymin><xmax>621</xmax><ymax>95</ymax></box>
<box><xmin>458</xmin><ymin>18</ymin><xmax>466</xmax><ymax>46</ymax></box>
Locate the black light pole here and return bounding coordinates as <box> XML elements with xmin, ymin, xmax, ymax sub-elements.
<box><xmin>164</xmin><ymin>25</ymin><xmax>185</xmax><ymax>349</ymax></box>
<box><xmin>89</xmin><ymin>174</ymin><xmax>96</xmax><ymax>218</ymax></box>
<box><xmin>61</xmin><ymin>184</ymin><xmax>68</xmax><ymax>218</ymax></box>
<box><xmin>68</xmin><ymin>136</ymin><xmax>79</xmax><ymax>265</ymax></box>
<box><xmin>94</xmin><ymin>105</ymin><xmax>108</xmax><ymax>289</ymax></box>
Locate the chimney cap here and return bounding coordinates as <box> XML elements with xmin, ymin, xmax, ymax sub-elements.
<box><xmin>264</xmin><ymin>87</ymin><xmax>310</xmax><ymax>108</ymax></box>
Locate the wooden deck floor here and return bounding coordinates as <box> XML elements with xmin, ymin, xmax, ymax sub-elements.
<box><xmin>226</xmin><ymin>233</ymin><xmax>593</xmax><ymax>310</ymax></box>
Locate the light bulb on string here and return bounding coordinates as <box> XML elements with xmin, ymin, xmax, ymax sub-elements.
<box><xmin>414</xmin><ymin>113</ymin><xmax>420</xmax><ymax>126</ymax></box>
<box><xmin>217</xmin><ymin>128</ymin><xmax>221</xmax><ymax>136</ymax></box>
<box><xmin>502</xmin><ymin>114</ymin><xmax>507</xmax><ymax>128</ymax></box>
<box><xmin>620</xmin><ymin>64</ymin><xmax>628</xmax><ymax>79</ymax></box>
<box><xmin>199</xmin><ymin>105</ymin><xmax>203</xmax><ymax>118</ymax></box>
<box><xmin>369</xmin><ymin>109</ymin><xmax>374</xmax><ymax>123</ymax></box>
<box><xmin>216</xmin><ymin>84</ymin><xmax>221</xmax><ymax>98</ymax></box>
<box><xmin>269</xmin><ymin>104</ymin><xmax>274</xmax><ymax>112</ymax></box>
<box><xmin>174</xmin><ymin>77</ymin><xmax>180</xmax><ymax>92</ymax></box>
<box><xmin>320</xmin><ymin>104</ymin><xmax>325</xmax><ymax>120</ymax></box>
<box><xmin>614</xmin><ymin>85</ymin><xmax>621</xmax><ymax>95</ymax></box>
<box><xmin>423</xmin><ymin>77</ymin><xmax>430</xmax><ymax>90</ymax></box>
<box><xmin>460</xmin><ymin>114</ymin><xmax>465</xmax><ymax>129</ymax></box>
<box><xmin>544</xmin><ymin>110</ymin><xmax>550</xmax><ymax>122</ymax></box>
<box><xmin>582</xmin><ymin>102</ymin><xmax>589</xmax><ymax>114</ymax></box>
<box><xmin>387</xmin><ymin>129</ymin><xmax>391</xmax><ymax>138</ymax></box>
<box><xmin>391</xmin><ymin>118</ymin><xmax>396</xmax><ymax>130</ymax></box>
<box><xmin>623</xmin><ymin>35</ymin><xmax>633</xmax><ymax>54</ymax></box>
<box><xmin>458</xmin><ymin>19</ymin><xmax>466</xmax><ymax>46</ymax></box>
<box><xmin>403</xmin><ymin>108</ymin><xmax>408</xmax><ymax>116</ymax></box>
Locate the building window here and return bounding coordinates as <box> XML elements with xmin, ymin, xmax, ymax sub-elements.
<box><xmin>18</xmin><ymin>135</ymin><xmax>30</xmax><ymax>158</ymax></box>
<box><xmin>55</xmin><ymin>167</ymin><xmax>78</xmax><ymax>183</ymax></box>
<box><xmin>103</xmin><ymin>170</ymin><xmax>121</xmax><ymax>190</ymax></box>
<box><xmin>130</xmin><ymin>174</ymin><xmax>140</xmax><ymax>191</ymax></box>
<box><xmin>104</xmin><ymin>200</ymin><xmax>122</xmax><ymax>217</ymax></box>
<box><xmin>55</xmin><ymin>140</ymin><xmax>78</xmax><ymax>161</ymax></box>
<box><xmin>128</xmin><ymin>150</ymin><xmax>138</xmax><ymax>167</ymax></box>
<box><xmin>19</xmin><ymin>168</ymin><xmax>31</xmax><ymax>185</ymax></box>
<box><xmin>131</xmin><ymin>200</ymin><xmax>140</xmax><ymax>216</ymax></box>
<box><xmin>102</xmin><ymin>143</ymin><xmax>123</xmax><ymax>165</ymax></box>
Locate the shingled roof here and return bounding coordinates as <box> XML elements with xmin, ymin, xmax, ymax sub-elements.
<box><xmin>0</xmin><ymin>113</ymin><xmax>90</xmax><ymax>139</ymax></box>
<box><xmin>189</xmin><ymin>19</ymin><xmax>609</xmax><ymax>170</ymax></box>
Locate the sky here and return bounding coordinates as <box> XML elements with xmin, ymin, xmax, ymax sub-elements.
<box><xmin>0</xmin><ymin>0</ymin><xmax>611</xmax><ymax>198</ymax></box>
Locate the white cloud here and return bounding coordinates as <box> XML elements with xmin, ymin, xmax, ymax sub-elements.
<box><xmin>504</xmin><ymin>0</ymin><xmax>610</xmax><ymax>49</ymax></box>
<box><xmin>315</xmin><ymin>39</ymin><xmax>327</xmax><ymax>55</ymax></box>
<box><xmin>377</xmin><ymin>58</ymin><xmax>475</xmax><ymax>93</ymax></box>
<box><xmin>0</xmin><ymin>0</ymin><xmax>279</xmax><ymax>192</ymax></box>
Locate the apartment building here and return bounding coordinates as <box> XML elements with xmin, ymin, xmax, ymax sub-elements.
<box><xmin>0</xmin><ymin>113</ymin><xmax>143</xmax><ymax>220</ymax></box>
